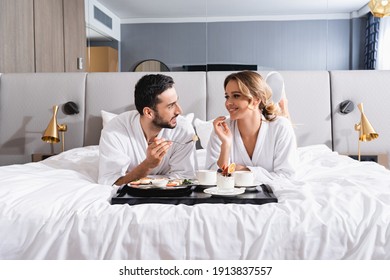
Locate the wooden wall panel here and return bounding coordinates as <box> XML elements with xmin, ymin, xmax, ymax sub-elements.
<box><xmin>63</xmin><ymin>0</ymin><xmax>87</xmax><ymax>72</ymax></box>
<box><xmin>0</xmin><ymin>0</ymin><xmax>35</xmax><ymax>73</ymax></box>
<box><xmin>34</xmin><ymin>0</ymin><xmax>65</xmax><ymax>72</ymax></box>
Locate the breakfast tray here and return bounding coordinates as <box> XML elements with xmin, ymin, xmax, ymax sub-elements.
<box><xmin>111</xmin><ymin>184</ymin><xmax>277</xmax><ymax>205</ymax></box>
<box><xmin>117</xmin><ymin>184</ymin><xmax>193</xmax><ymax>197</ymax></box>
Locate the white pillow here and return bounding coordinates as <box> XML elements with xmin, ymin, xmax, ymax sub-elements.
<box><xmin>101</xmin><ymin>110</ymin><xmax>118</xmax><ymax>128</ymax></box>
<box><xmin>193</xmin><ymin>118</ymin><xmax>214</xmax><ymax>149</ymax></box>
<box><xmin>183</xmin><ymin>112</ymin><xmax>194</xmax><ymax>124</ymax></box>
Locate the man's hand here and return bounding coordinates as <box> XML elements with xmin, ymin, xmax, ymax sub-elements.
<box><xmin>113</xmin><ymin>137</ymin><xmax>172</xmax><ymax>186</ymax></box>
<box><xmin>144</xmin><ymin>138</ymin><xmax>172</xmax><ymax>169</ymax></box>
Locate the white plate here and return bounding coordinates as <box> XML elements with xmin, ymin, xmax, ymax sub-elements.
<box><xmin>204</xmin><ymin>187</ymin><xmax>245</xmax><ymax>197</ymax></box>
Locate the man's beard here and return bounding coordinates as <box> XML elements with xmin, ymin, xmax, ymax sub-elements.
<box><xmin>152</xmin><ymin>111</ymin><xmax>178</xmax><ymax>129</ymax></box>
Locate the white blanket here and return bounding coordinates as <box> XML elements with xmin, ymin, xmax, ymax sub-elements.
<box><xmin>0</xmin><ymin>145</ymin><xmax>390</xmax><ymax>259</ymax></box>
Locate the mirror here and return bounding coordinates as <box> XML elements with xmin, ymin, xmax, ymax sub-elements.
<box><xmin>133</xmin><ymin>59</ymin><xmax>170</xmax><ymax>72</ymax></box>
<box><xmin>85</xmin><ymin>0</ymin><xmax>121</xmax><ymax>72</ymax></box>
<box><xmin>86</xmin><ymin>0</ymin><xmax>368</xmax><ymax>72</ymax></box>
<box><xmin>85</xmin><ymin>25</ymin><xmax>120</xmax><ymax>72</ymax></box>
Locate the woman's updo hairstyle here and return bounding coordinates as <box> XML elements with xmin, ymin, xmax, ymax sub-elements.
<box><xmin>223</xmin><ymin>71</ymin><xmax>278</xmax><ymax>121</ymax></box>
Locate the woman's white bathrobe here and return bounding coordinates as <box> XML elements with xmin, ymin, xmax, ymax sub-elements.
<box><xmin>206</xmin><ymin>116</ymin><xmax>297</xmax><ymax>185</ymax></box>
<box><xmin>98</xmin><ymin>111</ymin><xmax>197</xmax><ymax>186</ymax></box>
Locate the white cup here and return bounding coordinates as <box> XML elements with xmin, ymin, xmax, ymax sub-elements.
<box><xmin>196</xmin><ymin>170</ymin><xmax>217</xmax><ymax>185</ymax></box>
<box><xmin>217</xmin><ymin>173</ymin><xmax>235</xmax><ymax>192</ymax></box>
<box><xmin>233</xmin><ymin>171</ymin><xmax>254</xmax><ymax>186</ymax></box>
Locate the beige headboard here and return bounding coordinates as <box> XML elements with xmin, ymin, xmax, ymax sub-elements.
<box><xmin>84</xmin><ymin>72</ymin><xmax>207</xmax><ymax>146</ymax></box>
<box><xmin>1</xmin><ymin>70</ymin><xmax>389</xmax><ymax>169</ymax></box>
<box><xmin>331</xmin><ymin>70</ymin><xmax>390</xmax><ymax>168</ymax></box>
<box><xmin>206</xmin><ymin>71</ymin><xmax>332</xmax><ymax>148</ymax></box>
<box><xmin>0</xmin><ymin>73</ymin><xmax>86</xmax><ymax>166</ymax></box>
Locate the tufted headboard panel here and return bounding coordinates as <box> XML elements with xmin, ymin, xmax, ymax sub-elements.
<box><xmin>84</xmin><ymin>72</ymin><xmax>207</xmax><ymax>146</ymax></box>
<box><xmin>0</xmin><ymin>73</ymin><xmax>86</xmax><ymax>165</ymax></box>
<box><xmin>206</xmin><ymin>71</ymin><xmax>332</xmax><ymax>148</ymax></box>
<box><xmin>330</xmin><ymin>70</ymin><xmax>390</xmax><ymax>168</ymax></box>
<box><xmin>2</xmin><ymin>70</ymin><xmax>389</xmax><ymax>169</ymax></box>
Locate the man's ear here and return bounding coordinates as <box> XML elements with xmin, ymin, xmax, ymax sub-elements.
<box><xmin>143</xmin><ymin>107</ymin><xmax>154</xmax><ymax>119</ymax></box>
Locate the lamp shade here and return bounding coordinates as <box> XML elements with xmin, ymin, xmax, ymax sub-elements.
<box><xmin>369</xmin><ymin>0</ymin><xmax>390</xmax><ymax>18</ymax></box>
<box><xmin>355</xmin><ymin>103</ymin><xmax>379</xmax><ymax>142</ymax></box>
<box><xmin>42</xmin><ymin>105</ymin><xmax>67</xmax><ymax>152</ymax></box>
<box><xmin>42</xmin><ymin>105</ymin><xmax>61</xmax><ymax>143</ymax></box>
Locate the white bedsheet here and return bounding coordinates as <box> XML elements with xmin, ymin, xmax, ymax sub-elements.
<box><xmin>0</xmin><ymin>145</ymin><xmax>390</xmax><ymax>260</ymax></box>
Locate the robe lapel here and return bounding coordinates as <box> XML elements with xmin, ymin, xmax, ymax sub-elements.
<box><xmin>232</xmin><ymin>118</ymin><xmax>268</xmax><ymax>166</ymax></box>
<box><xmin>126</xmin><ymin>114</ymin><xmax>147</xmax><ymax>163</ymax></box>
<box><xmin>127</xmin><ymin>115</ymin><xmax>167</xmax><ymax>172</ymax></box>
<box><xmin>252</xmin><ymin>120</ymin><xmax>268</xmax><ymax>163</ymax></box>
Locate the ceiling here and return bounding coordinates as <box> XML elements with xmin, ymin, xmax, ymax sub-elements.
<box><xmin>95</xmin><ymin>0</ymin><xmax>370</xmax><ymax>21</ymax></box>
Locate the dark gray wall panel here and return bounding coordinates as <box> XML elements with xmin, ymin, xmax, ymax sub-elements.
<box><xmin>121</xmin><ymin>18</ymin><xmax>365</xmax><ymax>71</ymax></box>
<box><xmin>121</xmin><ymin>23</ymin><xmax>207</xmax><ymax>72</ymax></box>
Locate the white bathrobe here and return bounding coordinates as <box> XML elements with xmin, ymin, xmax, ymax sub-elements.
<box><xmin>98</xmin><ymin>110</ymin><xmax>197</xmax><ymax>185</ymax></box>
<box><xmin>206</xmin><ymin>116</ymin><xmax>297</xmax><ymax>185</ymax></box>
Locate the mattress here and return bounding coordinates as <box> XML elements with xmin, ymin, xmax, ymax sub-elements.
<box><xmin>0</xmin><ymin>145</ymin><xmax>389</xmax><ymax>259</ymax></box>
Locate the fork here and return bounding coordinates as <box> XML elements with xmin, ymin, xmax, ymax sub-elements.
<box><xmin>169</xmin><ymin>139</ymin><xmax>195</xmax><ymax>145</ymax></box>
<box><xmin>148</xmin><ymin>139</ymin><xmax>194</xmax><ymax>145</ymax></box>
<box><xmin>148</xmin><ymin>135</ymin><xmax>198</xmax><ymax>145</ymax></box>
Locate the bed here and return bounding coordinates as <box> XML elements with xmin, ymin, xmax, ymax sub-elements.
<box><xmin>1</xmin><ymin>144</ymin><xmax>390</xmax><ymax>259</ymax></box>
<box><xmin>1</xmin><ymin>71</ymin><xmax>390</xmax><ymax>260</ymax></box>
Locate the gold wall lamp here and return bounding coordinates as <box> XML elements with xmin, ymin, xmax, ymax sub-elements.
<box><xmin>42</xmin><ymin>105</ymin><xmax>67</xmax><ymax>152</ymax></box>
<box><xmin>354</xmin><ymin>103</ymin><xmax>379</xmax><ymax>161</ymax></box>
<box><xmin>42</xmin><ymin>102</ymin><xmax>78</xmax><ymax>153</ymax></box>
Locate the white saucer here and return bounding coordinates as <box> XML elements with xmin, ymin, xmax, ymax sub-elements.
<box><xmin>235</xmin><ymin>184</ymin><xmax>257</xmax><ymax>188</ymax></box>
<box><xmin>204</xmin><ymin>187</ymin><xmax>245</xmax><ymax>197</ymax></box>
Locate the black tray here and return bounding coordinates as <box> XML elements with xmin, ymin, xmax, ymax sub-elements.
<box><xmin>117</xmin><ymin>184</ymin><xmax>193</xmax><ymax>197</ymax></box>
<box><xmin>111</xmin><ymin>184</ymin><xmax>277</xmax><ymax>205</ymax></box>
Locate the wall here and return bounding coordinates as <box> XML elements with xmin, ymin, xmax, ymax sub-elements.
<box><xmin>0</xmin><ymin>0</ymin><xmax>86</xmax><ymax>73</ymax></box>
<box><xmin>85</xmin><ymin>0</ymin><xmax>121</xmax><ymax>41</ymax></box>
<box><xmin>121</xmin><ymin>22</ymin><xmax>207</xmax><ymax>72</ymax></box>
<box><xmin>120</xmin><ymin>18</ymin><xmax>367</xmax><ymax>72</ymax></box>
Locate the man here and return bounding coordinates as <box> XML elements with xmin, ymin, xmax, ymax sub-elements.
<box><xmin>98</xmin><ymin>74</ymin><xmax>197</xmax><ymax>186</ymax></box>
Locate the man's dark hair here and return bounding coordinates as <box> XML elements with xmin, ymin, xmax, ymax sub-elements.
<box><xmin>134</xmin><ymin>74</ymin><xmax>175</xmax><ymax>115</ymax></box>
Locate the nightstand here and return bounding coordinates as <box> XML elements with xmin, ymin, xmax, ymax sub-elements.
<box><xmin>348</xmin><ymin>155</ymin><xmax>378</xmax><ymax>163</ymax></box>
<box><xmin>31</xmin><ymin>154</ymin><xmax>56</xmax><ymax>162</ymax></box>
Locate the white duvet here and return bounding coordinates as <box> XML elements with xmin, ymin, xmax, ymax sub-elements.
<box><xmin>0</xmin><ymin>145</ymin><xmax>390</xmax><ymax>260</ymax></box>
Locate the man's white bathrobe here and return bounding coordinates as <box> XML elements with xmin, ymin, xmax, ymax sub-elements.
<box><xmin>206</xmin><ymin>116</ymin><xmax>297</xmax><ymax>185</ymax></box>
<box><xmin>98</xmin><ymin>111</ymin><xmax>197</xmax><ymax>186</ymax></box>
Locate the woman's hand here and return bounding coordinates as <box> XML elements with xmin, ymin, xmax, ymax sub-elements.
<box><xmin>213</xmin><ymin>116</ymin><xmax>232</xmax><ymax>145</ymax></box>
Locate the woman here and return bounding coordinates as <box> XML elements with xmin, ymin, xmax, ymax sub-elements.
<box><xmin>205</xmin><ymin>71</ymin><xmax>297</xmax><ymax>184</ymax></box>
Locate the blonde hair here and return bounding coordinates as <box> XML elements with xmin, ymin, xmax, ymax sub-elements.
<box><xmin>224</xmin><ymin>71</ymin><xmax>278</xmax><ymax>121</ymax></box>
